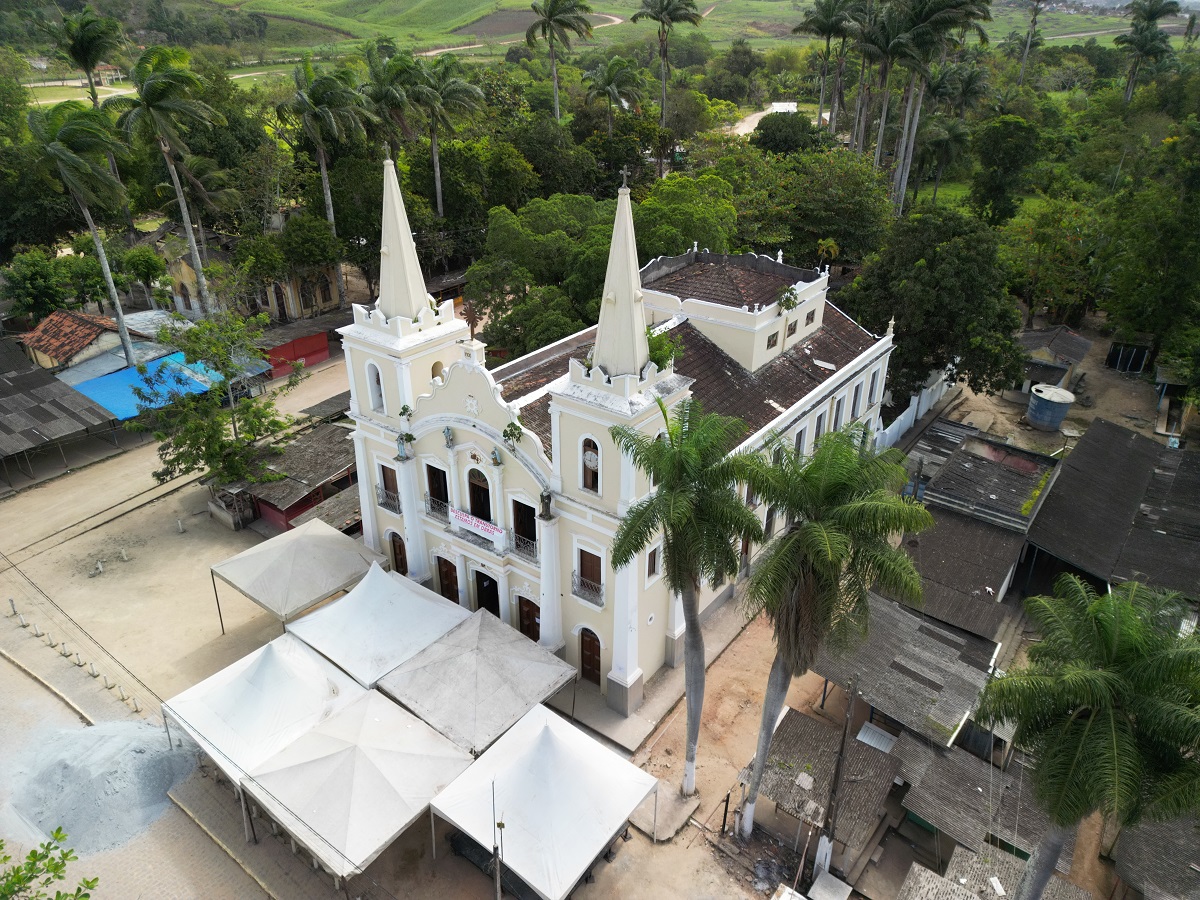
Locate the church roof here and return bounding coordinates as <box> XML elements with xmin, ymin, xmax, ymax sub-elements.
<box><xmin>495</xmin><ymin>300</ymin><xmax>880</xmax><ymax>458</ymax></box>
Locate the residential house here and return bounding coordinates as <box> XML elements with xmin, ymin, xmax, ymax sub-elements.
<box><xmin>341</xmin><ymin>160</ymin><xmax>894</xmax><ymax>715</ymax></box>
<box><xmin>1016</xmin><ymin>325</ymin><xmax>1092</xmax><ymax>392</ymax></box>
<box><xmin>19</xmin><ymin>310</ymin><xmax>150</xmax><ymax>371</ymax></box>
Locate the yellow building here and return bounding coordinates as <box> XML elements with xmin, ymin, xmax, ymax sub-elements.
<box><xmin>341</xmin><ymin>162</ymin><xmax>894</xmax><ymax>716</ymax></box>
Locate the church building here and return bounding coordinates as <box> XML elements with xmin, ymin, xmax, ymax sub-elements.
<box><xmin>340</xmin><ymin>161</ymin><xmax>894</xmax><ymax>716</ymax></box>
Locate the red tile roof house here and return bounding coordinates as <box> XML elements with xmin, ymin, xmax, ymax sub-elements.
<box><xmin>19</xmin><ymin>310</ymin><xmax>149</xmax><ymax>371</ymax></box>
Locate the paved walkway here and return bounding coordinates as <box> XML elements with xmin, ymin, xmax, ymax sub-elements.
<box><xmin>549</xmin><ymin>590</ymin><xmax>754</xmax><ymax>754</ymax></box>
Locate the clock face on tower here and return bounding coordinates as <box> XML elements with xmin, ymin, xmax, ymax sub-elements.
<box><xmin>583</xmin><ymin>450</ymin><xmax>599</xmax><ymax>471</ymax></box>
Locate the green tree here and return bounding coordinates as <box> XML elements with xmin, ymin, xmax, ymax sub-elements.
<box><xmin>969</xmin><ymin>115</ymin><xmax>1041</xmax><ymax>224</ymax></box>
<box><xmin>739</xmin><ymin>424</ymin><xmax>933</xmax><ymax>837</ymax></box>
<box><xmin>1018</xmin><ymin>0</ymin><xmax>1048</xmax><ymax>86</ymax></box>
<box><xmin>631</xmin><ymin>0</ymin><xmax>704</xmax><ymax>147</ymax></box>
<box><xmin>132</xmin><ymin>312</ymin><xmax>301</xmax><ymax>483</ymax></box>
<box><xmin>480</xmin><ymin>282</ymin><xmax>586</xmax><ymax>360</ymax></box>
<box><xmin>1100</xmin><ymin>182</ymin><xmax>1199</xmax><ymax>360</ymax></box>
<box><xmin>583</xmin><ymin>56</ymin><xmax>645</xmax><ymax>137</ymax></box>
<box><xmin>41</xmin><ymin>7</ymin><xmax>123</xmax><ymax>111</ymax></box>
<box><xmin>781</xmin><ymin>150</ymin><xmax>890</xmax><ymax>266</ymax></box>
<box><xmin>611</xmin><ymin>398</ymin><xmax>766</xmax><ymax>796</ymax></box>
<box><xmin>104</xmin><ymin>47</ymin><xmax>225</xmax><ymax>315</ymax></box>
<box><xmin>2</xmin><ymin>248</ymin><xmax>72</xmax><ymax>322</ymax></box>
<box><xmin>526</xmin><ymin>0</ymin><xmax>595</xmax><ymax>122</ymax></box>
<box><xmin>276</xmin><ymin>58</ymin><xmax>372</xmax><ymax>307</ymax></box>
<box><xmin>793</xmin><ymin>0</ymin><xmax>855</xmax><ymax>133</ymax></box>
<box><xmin>279</xmin><ymin>212</ymin><xmax>341</xmax><ymax>274</ymax></box>
<box><xmin>229</xmin><ymin>233</ymin><xmax>285</xmax><ymax>311</ymax></box>
<box><xmin>978</xmin><ymin>576</ymin><xmax>1200</xmax><ymax>900</ymax></box>
<box><xmin>1115</xmin><ymin>21</ymin><xmax>1173</xmax><ymax>103</ymax></box>
<box><xmin>999</xmin><ymin>199</ymin><xmax>1099</xmax><ymax>326</ymax></box>
<box><xmin>118</xmin><ymin>244</ymin><xmax>168</xmax><ymax>309</ymax></box>
<box><xmin>845</xmin><ymin>206</ymin><xmax>1025</xmax><ymax>399</ymax></box>
<box><xmin>0</xmin><ymin>827</ymin><xmax>97</xmax><ymax>900</ymax></box>
<box><xmin>750</xmin><ymin>112</ymin><xmax>834</xmax><ymax>155</ymax></box>
<box><xmin>362</xmin><ymin>42</ymin><xmax>419</xmax><ymax>156</ymax></box>
<box><xmin>26</xmin><ymin>102</ymin><xmax>137</xmax><ymax>365</ymax></box>
<box><xmin>410</xmin><ymin>55</ymin><xmax>484</xmax><ymax>219</ymax></box>
<box><xmin>634</xmin><ymin>173</ymin><xmax>736</xmax><ymax>260</ymax></box>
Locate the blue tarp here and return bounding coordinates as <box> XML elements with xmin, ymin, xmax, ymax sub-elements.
<box><xmin>72</xmin><ymin>352</ymin><xmax>219</xmax><ymax>421</ymax></box>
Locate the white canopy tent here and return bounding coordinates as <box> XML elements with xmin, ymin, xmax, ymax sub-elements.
<box><xmin>209</xmin><ymin>519</ymin><xmax>387</xmax><ymax>632</ymax></box>
<box><xmin>286</xmin><ymin>562</ymin><xmax>469</xmax><ymax>688</ymax></box>
<box><xmin>430</xmin><ymin>705</ymin><xmax>658</xmax><ymax>900</ymax></box>
<box><xmin>162</xmin><ymin>633</ymin><xmax>365</xmax><ymax>784</ymax></box>
<box><xmin>242</xmin><ymin>692</ymin><xmax>472</xmax><ymax>880</ymax></box>
<box><xmin>377</xmin><ymin>610</ymin><xmax>575</xmax><ymax>756</ymax></box>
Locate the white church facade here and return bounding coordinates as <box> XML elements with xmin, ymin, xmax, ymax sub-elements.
<box><xmin>340</xmin><ymin>161</ymin><xmax>894</xmax><ymax>716</ymax></box>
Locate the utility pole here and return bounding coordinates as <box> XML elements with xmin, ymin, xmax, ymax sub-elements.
<box><xmin>823</xmin><ymin>674</ymin><xmax>856</xmax><ymax>868</ymax></box>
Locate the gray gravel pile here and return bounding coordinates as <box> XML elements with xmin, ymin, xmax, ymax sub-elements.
<box><xmin>11</xmin><ymin>721</ymin><xmax>195</xmax><ymax>854</ymax></box>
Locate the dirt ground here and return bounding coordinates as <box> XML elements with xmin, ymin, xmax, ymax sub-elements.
<box><xmin>950</xmin><ymin>313</ymin><xmax>1164</xmax><ymax>455</ymax></box>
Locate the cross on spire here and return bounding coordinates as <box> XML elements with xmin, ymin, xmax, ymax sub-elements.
<box><xmin>620</xmin><ymin>165</ymin><xmax>629</xmax><ymax>188</ymax></box>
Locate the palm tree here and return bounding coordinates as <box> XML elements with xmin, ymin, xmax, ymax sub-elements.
<box><xmin>526</xmin><ymin>0</ymin><xmax>595</xmax><ymax>122</ymax></box>
<box><xmin>1018</xmin><ymin>0</ymin><xmax>1047</xmax><ymax>86</ymax></box>
<box><xmin>925</xmin><ymin>115</ymin><xmax>970</xmax><ymax>202</ymax></box>
<box><xmin>738</xmin><ymin>425</ymin><xmax>933</xmax><ymax>838</ymax></box>
<box><xmin>632</xmin><ymin>0</ymin><xmax>705</xmax><ymax>131</ymax></box>
<box><xmin>794</xmin><ymin>0</ymin><xmax>855</xmax><ymax>132</ymax></box>
<box><xmin>1126</xmin><ymin>0</ymin><xmax>1180</xmax><ymax>24</ymax></box>
<box><xmin>104</xmin><ymin>47</ymin><xmax>224</xmax><ymax>316</ymax></box>
<box><xmin>1115</xmin><ymin>20</ymin><xmax>1173</xmax><ymax>102</ymax></box>
<box><xmin>28</xmin><ymin>102</ymin><xmax>135</xmax><ymax>367</ymax></box>
<box><xmin>951</xmin><ymin>61</ymin><xmax>989</xmax><ymax>117</ymax></box>
<box><xmin>610</xmin><ymin>399</ymin><xmax>766</xmax><ymax>797</ymax></box>
<box><xmin>43</xmin><ymin>6</ymin><xmax>123</xmax><ymax>110</ymax></box>
<box><xmin>362</xmin><ymin>42</ymin><xmax>420</xmax><ymax>157</ymax></box>
<box><xmin>276</xmin><ymin>59</ymin><xmax>372</xmax><ymax>307</ymax></box>
<box><xmin>584</xmin><ymin>56</ymin><xmax>645</xmax><ymax>136</ymax></box>
<box><xmin>410</xmin><ymin>55</ymin><xmax>483</xmax><ymax>219</ymax></box>
<box><xmin>977</xmin><ymin>576</ymin><xmax>1200</xmax><ymax>900</ymax></box>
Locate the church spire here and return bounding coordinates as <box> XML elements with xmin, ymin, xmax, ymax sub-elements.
<box><xmin>592</xmin><ymin>187</ymin><xmax>649</xmax><ymax>378</ymax></box>
<box><xmin>377</xmin><ymin>159</ymin><xmax>430</xmax><ymax>321</ymax></box>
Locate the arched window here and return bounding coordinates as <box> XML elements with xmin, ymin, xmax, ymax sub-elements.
<box><xmin>581</xmin><ymin>438</ymin><xmax>600</xmax><ymax>493</ymax></box>
<box><xmin>468</xmin><ymin>468</ymin><xmax>492</xmax><ymax>522</ymax></box>
<box><xmin>366</xmin><ymin>363</ymin><xmax>384</xmax><ymax>413</ymax></box>
<box><xmin>431</xmin><ymin>361</ymin><xmax>444</xmax><ymax>382</ymax></box>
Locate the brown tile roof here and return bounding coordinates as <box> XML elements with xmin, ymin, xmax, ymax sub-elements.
<box><xmin>19</xmin><ymin>310</ymin><xmax>148</xmax><ymax>364</ymax></box>
<box><xmin>674</xmin><ymin>303</ymin><xmax>877</xmax><ymax>435</ymax></box>
<box><xmin>495</xmin><ymin>328</ymin><xmax>596</xmax><ymax>402</ymax></box>
<box><xmin>645</xmin><ymin>260</ymin><xmax>795</xmax><ymax>309</ymax></box>
<box><xmin>519</xmin><ymin>395</ymin><xmax>553</xmax><ymax>460</ymax></box>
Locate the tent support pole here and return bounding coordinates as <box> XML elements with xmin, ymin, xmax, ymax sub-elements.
<box><xmin>430</xmin><ymin>807</ymin><xmax>437</xmax><ymax>861</ymax></box>
<box><xmin>653</xmin><ymin>786</ymin><xmax>659</xmax><ymax>843</ymax></box>
<box><xmin>212</xmin><ymin>571</ymin><xmax>226</xmax><ymax>635</ymax></box>
<box><xmin>162</xmin><ymin>710</ymin><xmax>172</xmax><ymax>749</ymax></box>
<box><xmin>239</xmin><ymin>788</ymin><xmax>258</xmax><ymax>844</ymax></box>
<box><xmin>571</xmin><ymin>674</ymin><xmax>578</xmax><ymax>721</ymax></box>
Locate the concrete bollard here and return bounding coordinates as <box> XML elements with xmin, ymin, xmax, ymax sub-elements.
<box><xmin>120</xmin><ymin>548</ymin><xmax>128</xmax><ymax>561</ymax></box>
<box><xmin>46</xmin><ymin>632</ymin><xmax>56</xmax><ymax>647</ymax></box>
<box><xmin>59</xmin><ymin>643</ymin><xmax>70</xmax><ymax>657</ymax></box>
<box><xmin>89</xmin><ymin>663</ymin><xmax>99</xmax><ymax>677</ymax></box>
<box><xmin>18</xmin><ymin>614</ymin><xmax>27</xmax><ymax>628</ymax></box>
<box><xmin>7</xmin><ymin>598</ymin><xmax>15</xmax><ymax>617</ymax></box>
<box><xmin>31</xmin><ymin>624</ymin><xmax>43</xmax><ymax>637</ymax></box>
<box><xmin>117</xmin><ymin>686</ymin><xmax>127</xmax><ymax>701</ymax></box>
<box><xmin>131</xmin><ymin>698</ymin><xmax>141</xmax><ymax>713</ymax></box>
<box><xmin>177</xmin><ymin>518</ymin><xmax>185</xmax><ymax>533</ymax></box>
<box><xmin>73</xmin><ymin>653</ymin><xmax>84</xmax><ymax>667</ymax></box>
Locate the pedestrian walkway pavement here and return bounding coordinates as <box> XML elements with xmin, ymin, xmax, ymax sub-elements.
<box><xmin>549</xmin><ymin>589</ymin><xmax>755</xmax><ymax>755</ymax></box>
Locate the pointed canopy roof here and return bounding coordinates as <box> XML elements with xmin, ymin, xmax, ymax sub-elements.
<box><xmin>162</xmin><ymin>633</ymin><xmax>365</xmax><ymax>783</ymax></box>
<box><xmin>243</xmin><ymin>692</ymin><xmax>472</xmax><ymax>878</ymax></box>
<box><xmin>591</xmin><ymin>187</ymin><xmax>649</xmax><ymax>378</ymax></box>
<box><xmin>376</xmin><ymin>610</ymin><xmax>576</xmax><ymax>756</ymax></box>
<box><xmin>210</xmin><ymin>519</ymin><xmax>387</xmax><ymax>623</ymax></box>
<box><xmin>431</xmin><ymin>704</ymin><xmax>658</xmax><ymax>900</ymax></box>
<box><xmin>377</xmin><ymin>159</ymin><xmax>431</xmax><ymax>321</ymax></box>
<box><xmin>286</xmin><ymin>562</ymin><xmax>470</xmax><ymax>688</ymax></box>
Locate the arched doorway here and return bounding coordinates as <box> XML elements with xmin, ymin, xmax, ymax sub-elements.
<box><xmin>467</xmin><ymin>468</ymin><xmax>492</xmax><ymax>521</ymax></box>
<box><xmin>390</xmin><ymin>533</ymin><xmax>408</xmax><ymax>576</ymax></box>
<box><xmin>517</xmin><ymin>597</ymin><xmax>539</xmax><ymax>642</ymax></box>
<box><xmin>579</xmin><ymin>628</ymin><xmax>601</xmax><ymax>685</ymax></box>
<box><xmin>436</xmin><ymin>556</ymin><xmax>458</xmax><ymax>604</ymax></box>
<box><xmin>273</xmin><ymin>283</ymin><xmax>288</xmax><ymax>323</ymax></box>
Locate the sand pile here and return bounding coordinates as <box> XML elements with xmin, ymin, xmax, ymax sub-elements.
<box><xmin>10</xmin><ymin>721</ymin><xmax>195</xmax><ymax>854</ymax></box>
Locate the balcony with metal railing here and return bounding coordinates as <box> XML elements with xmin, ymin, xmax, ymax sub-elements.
<box><xmin>424</xmin><ymin>493</ymin><xmax>450</xmax><ymax>522</ymax></box>
<box><xmin>571</xmin><ymin>571</ymin><xmax>604</xmax><ymax>608</ymax></box>
<box><xmin>508</xmin><ymin>530</ymin><xmax>538</xmax><ymax>563</ymax></box>
<box><xmin>376</xmin><ymin>484</ymin><xmax>402</xmax><ymax>515</ymax></box>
